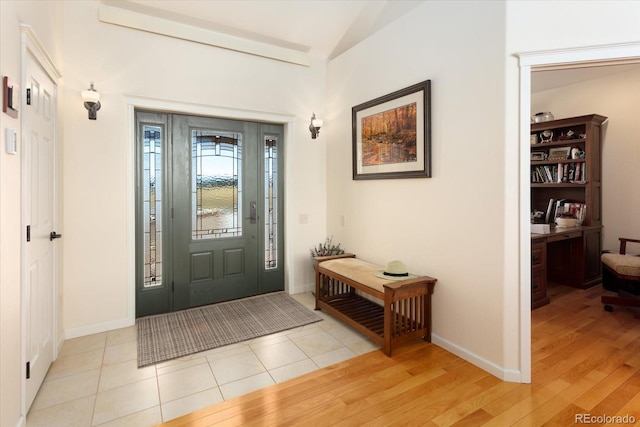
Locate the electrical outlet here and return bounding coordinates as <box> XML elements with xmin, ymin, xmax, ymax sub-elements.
<box><xmin>299</xmin><ymin>214</ymin><xmax>308</xmax><ymax>224</ymax></box>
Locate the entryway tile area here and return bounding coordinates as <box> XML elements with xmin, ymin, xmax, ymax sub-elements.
<box><xmin>26</xmin><ymin>292</ymin><xmax>380</xmax><ymax>426</ymax></box>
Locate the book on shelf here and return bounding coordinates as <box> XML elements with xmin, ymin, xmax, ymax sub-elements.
<box><xmin>571</xmin><ymin>163</ymin><xmax>586</xmax><ymax>184</ymax></box>
<box><xmin>552</xmin><ymin>198</ymin><xmax>567</xmax><ymax>223</ymax></box>
<box><xmin>545</xmin><ymin>198</ymin><xmax>556</xmax><ymax>224</ymax></box>
<box><xmin>553</xmin><ymin>200</ymin><xmax>587</xmax><ymax>225</ymax></box>
<box><xmin>568</xmin><ymin>163</ymin><xmax>575</xmax><ymax>181</ymax></box>
<box><xmin>557</xmin><ymin>163</ymin><xmax>563</xmax><ymax>183</ymax></box>
<box><xmin>567</xmin><ymin>202</ymin><xmax>587</xmax><ymax>225</ymax></box>
<box><xmin>531</xmin><ymin>165</ymin><xmax>563</xmax><ymax>184</ymax></box>
<box><xmin>531</xmin><ymin>162</ymin><xmax>587</xmax><ymax>184</ymax></box>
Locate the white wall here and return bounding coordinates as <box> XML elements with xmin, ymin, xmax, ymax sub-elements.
<box><xmin>0</xmin><ymin>2</ymin><xmax>64</xmax><ymax>425</ymax></box>
<box><xmin>532</xmin><ymin>68</ymin><xmax>640</xmax><ymax>250</ymax></box>
<box><xmin>327</xmin><ymin>1</ymin><xmax>512</xmax><ymax>378</ymax></box>
<box><xmin>60</xmin><ymin>1</ymin><xmax>328</xmax><ymax>336</ymax></box>
<box><xmin>506</xmin><ymin>1</ymin><xmax>640</xmax><ymax>53</ymax></box>
<box><xmin>327</xmin><ymin>0</ymin><xmax>640</xmax><ymax>381</ymax></box>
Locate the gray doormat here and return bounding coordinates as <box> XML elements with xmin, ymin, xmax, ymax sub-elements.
<box><xmin>137</xmin><ymin>292</ymin><xmax>322</xmax><ymax>367</ymax></box>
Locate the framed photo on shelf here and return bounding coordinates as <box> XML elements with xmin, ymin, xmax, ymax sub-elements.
<box><xmin>352</xmin><ymin>80</ymin><xmax>431</xmax><ymax>180</ymax></box>
<box><xmin>548</xmin><ymin>146</ymin><xmax>571</xmax><ymax>161</ymax></box>
<box><xmin>531</xmin><ymin>151</ymin><xmax>547</xmax><ymax>161</ymax></box>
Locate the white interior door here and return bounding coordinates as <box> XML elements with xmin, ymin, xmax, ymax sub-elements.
<box><xmin>23</xmin><ymin>49</ymin><xmax>58</xmax><ymax>411</ymax></box>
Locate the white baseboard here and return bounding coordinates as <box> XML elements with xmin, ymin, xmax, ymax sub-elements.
<box><xmin>64</xmin><ymin>317</ymin><xmax>134</xmax><ymax>340</ymax></box>
<box><xmin>293</xmin><ymin>284</ymin><xmax>315</xmax><ymax>294</ymax></box>
<box><xmin>55</xmin><ymin>331</ymin><xmax>65</xmax><ymax>358</ymax></box>
<box><xmin>288</xmin><ymin>282</ymin><xmax>315</xmax><ymax>295</ymax></box>
<box><xmin>431</xmin><ymin>333</ymin><xmax>524</xmax><ymax>383</ymax></box>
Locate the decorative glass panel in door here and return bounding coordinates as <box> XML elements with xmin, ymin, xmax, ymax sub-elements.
<box><xmin>143</xmin><ymin>126</ymin><xmax>163</xmax><ymax>287</ymax></box>
<box><xmin>258</xmin><ymin>126</ymin><xmax>285</xmax><ymax>293</ymax></box>
<box><xmin>264</xmin><ymin>136</ymin><xmax>278</xmax><ymax>269</ymax></box>
<box><xmin>191</xmin><ymin>130</ymin><xmax>242</xmax><ymax>239</ymax></box>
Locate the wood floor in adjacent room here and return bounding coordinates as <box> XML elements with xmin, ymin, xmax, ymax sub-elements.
<box><xmin>161</xmin><ymin>285</ymin><xmax>640</xmax><ymax>426</ymax></box>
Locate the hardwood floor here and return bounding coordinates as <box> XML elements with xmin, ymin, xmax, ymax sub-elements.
<box><xmin>161</xmin><ymin>285</ymin><xmax>640</xmax><ymax>426</ymax></box>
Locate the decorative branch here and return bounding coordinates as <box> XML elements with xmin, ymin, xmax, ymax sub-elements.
<box><xmin>310</xmin><ymin>236</ymin><xmax>345</xmax><ymax>257</ymax></box>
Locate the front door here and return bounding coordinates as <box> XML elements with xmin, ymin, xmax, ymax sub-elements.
<box><xmin>23</xmin><ymin>49</ymin><xmax>57</xmax><ymax>411</ymax></box>
<box><xmin>172</xmin><ymin>114</ymin><xmax>260</xmax><ymax>310</ymax></box>
<box><xmin>135</xmin><ymin>112</ymin><xmax>284</xmax><ymax>317</ymax></box>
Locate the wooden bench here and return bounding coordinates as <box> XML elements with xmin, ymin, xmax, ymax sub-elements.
<box><xmin>313</xmin><ymin>253</ymin><xmax>437</xmax><ymax>356</ymax></box>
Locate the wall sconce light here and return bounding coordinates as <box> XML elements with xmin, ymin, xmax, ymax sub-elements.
<box><xmin>81</xmin><ymin>82</ymin><xmax>101</xmax><ymax>120</ymax></box>
<box><xmin>309</xmin><ymin>113</ymin><xmax>323</xmax><ymax>139</ymax></box>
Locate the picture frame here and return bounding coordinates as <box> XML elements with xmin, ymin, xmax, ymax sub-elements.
<box><xmin>352</xmin><ymin>80</ymin><xmax>431</xmax><ymax>180</ymax></box>
<box><xmin>548</xmin><ymin>146</ymin><xmax>571</xmax><ymax>161</ymax></box>
<box><xmin>530</xmin><ymin>151</ymin><xmax>547</xmax><ymax>161</ymax></box>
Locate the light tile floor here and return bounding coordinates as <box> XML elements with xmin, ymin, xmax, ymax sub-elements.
<box><xmin>26</xmin><ymin>292</ymin><xmax>379</xmax><ymax>426</ymax></box>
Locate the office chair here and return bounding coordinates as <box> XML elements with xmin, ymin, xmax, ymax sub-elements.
<box><xmin>601</xmin><ymin>237</ymin><xmax>640</xmax><ymax>312</ymax></box>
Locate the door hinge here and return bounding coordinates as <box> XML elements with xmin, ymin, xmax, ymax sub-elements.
<box><xmin>172</xmin><ymin>281</ymin><xmax>175</xmax><ymax>292</ymax></box>
<box><xmin>26</xmin><ymin>225</ymin><xmax>31</xmax><ymax>242</ymax></box>
<box><xmin>26</xmin><ymin>361</ymin><xmax>30</xmax><ymax>379</ymax></box>
<box><xmin>171</xmin><ymin>208</ymin><xmax>174</xmax><ymax>219</ymax></box>
<box><xmin>26</xmin><ymin>88</ymin><xmax>31</xmax><ymax>105</ymax></box>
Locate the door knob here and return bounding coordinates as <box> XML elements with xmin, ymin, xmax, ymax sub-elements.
<box><xmin>50</xmin><ymin>231</ymin><xmax>62</xmax><ymax>241</ymax></box>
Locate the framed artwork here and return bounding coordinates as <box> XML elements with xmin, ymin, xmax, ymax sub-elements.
<box><xmin>548</xmin><ymin>146</ymin><xmax>571</xmax><ymax>161</ymax></box>
<box><xmin>352</xmin><ymin>80</ymin><xmax>431</xmax><ymax>180</ymax></box>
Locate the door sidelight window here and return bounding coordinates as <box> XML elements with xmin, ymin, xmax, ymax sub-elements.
<box><xmin>264</xmin><ymin>136</ymin><xmax>279</xmax><ymax>269</ymax></box>
<box><xmin>142</xmin><ymin>126</ymin><xmax>163</xmax><ymax>288</ymax></box>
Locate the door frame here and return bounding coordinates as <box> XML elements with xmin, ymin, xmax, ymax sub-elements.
<box><xmin>125</xmin><ymin>97</ymin><xmax>295</xmax><ymax>322</ymax></box>
<box><xmin>515</xmin><ymin>41</ymin><xmax>640</xmax><ymax>384</ymax></box>
<box><xmin>20</xmin><ymin>24</ymin><xmax>63</xmax><ymax>415</ymax></box>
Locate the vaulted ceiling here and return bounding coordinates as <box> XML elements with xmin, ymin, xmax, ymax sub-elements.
<box><xmin>105</xmin><ymin>0</ymin><xmax>424</xmax><ymax>59</ymax></box>
<box><xmin>104</xmin><ymin>1</ymin><xmax>640</xmax><ymax>89</ymax></box>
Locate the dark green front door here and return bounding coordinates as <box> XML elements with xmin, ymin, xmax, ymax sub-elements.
<box><xmin>135</xmin><ymin>111</ymin><xmax>284</xmax><ymax>317</ymax></box>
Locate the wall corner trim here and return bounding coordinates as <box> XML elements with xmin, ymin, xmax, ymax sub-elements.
<box><xmin>515</xmin><ymin>42</ymin><xmax>640</xmax><ymax>69</ymax></box>
<box><xmin>98</xmin><ymin>5</ymin><xmax>312</xmax><ymax>67</ymax></box>
<box><xmin>19</xmin><ymin>24</ymin><xmax>63</xmax><ymax>81</ymax></box>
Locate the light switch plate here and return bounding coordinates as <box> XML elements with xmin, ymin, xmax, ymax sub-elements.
<box><xmin>5</xmin><ymin>128</ymin><xmax>17</xmax><ymax>154</ymax></box>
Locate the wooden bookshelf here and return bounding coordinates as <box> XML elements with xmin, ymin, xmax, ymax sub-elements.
<box><xmin>530</xmin><ymin>114</ymin><xmax>607</xmax><ymax>226</ymax></box>
<box><xmin>529</xmin><ymin>115</ymin><xmax>607</xmax><ymax>307</ymax></box>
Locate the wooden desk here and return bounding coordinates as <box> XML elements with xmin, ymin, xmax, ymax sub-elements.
<box><xmin>530</xmin><ymin>225</ymin><xmax>602</xmax><ymax>308</ymax></box>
